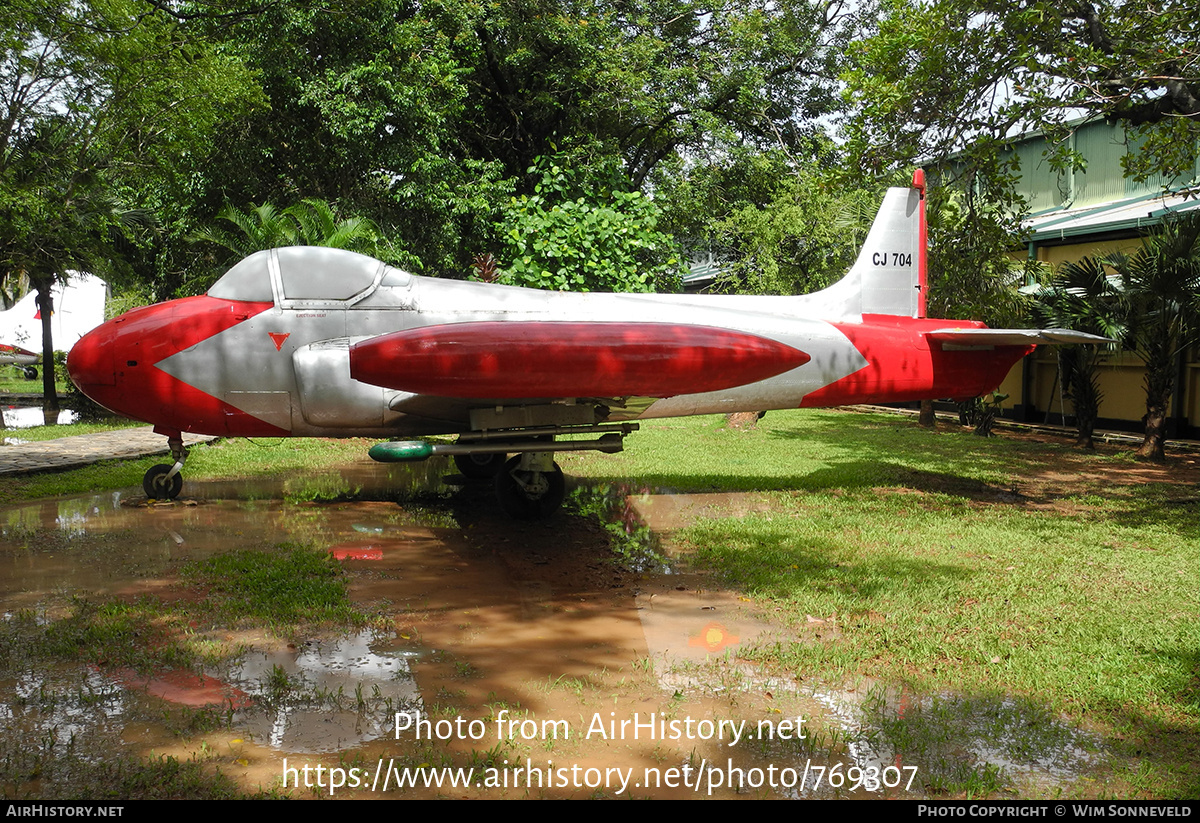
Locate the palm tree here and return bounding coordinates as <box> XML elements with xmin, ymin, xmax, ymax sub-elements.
<box><xmin>1030</xmin><ymin>256</ymin><xmax>1123</xmax><ymax>449</ymax></box>
<box><xmin>194</xmin><ymin>198</ymin><xmax>396</xmax><ymax>260</ymax></box>
<box><xmin>1104</xmin><ymin>213</ymin><xmax>1200</xmax><ymax>460</ymax></box>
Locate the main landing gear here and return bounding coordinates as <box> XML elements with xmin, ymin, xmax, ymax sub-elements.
<box><xmin>143</xmin><ymin>433</ymin><xmax>187</xmax><ymax>500</ymax></box>
<box><xmin>369</xmin><ymin>423</ymin><xmax>635</xmax><ymax>519</ymax></box>
<box><xmin>452</xmin><ymin>445</ymin><xmax>562</xmax><ymax>519</ymax></box>
<box><xmin>494</xmin><ymin>453</ymin><xmax>565</xmax><ymax>520</ymax></box>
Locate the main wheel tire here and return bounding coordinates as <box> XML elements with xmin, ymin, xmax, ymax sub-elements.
<box><xmin>22</xmin><ymin>366</ymin><xmax>37</xmax><ymax>380</ymax></box>
<box><xmin>453</xmin><ymin>452</ymin><xmax>507</xmax><ymax>480</ymax></box>
<box><xmin>494</xmin><ymin>456</ymin><xmax>565</xmax><ymax>519</ymax></box>
<box><xmin>143</xmin><ymin>464</ymin><xmax>183</xmax><ymax>500</ymax></box>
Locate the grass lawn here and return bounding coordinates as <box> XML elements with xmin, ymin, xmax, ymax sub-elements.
<box><xmin>0</xmin><ymin>370</ymin><xmax>66</xmax><ymax>395</ymax></box>
<box><xmin>0</xmin><ymin>429</ymin><xmax>377</xmax><ymax>504</ymax></box>
<box><xmin>561</xmin><ymin>409</ymin><xmax>1200</xmax><ymax>798</ymax></box>
<box><xmin>3</xmin><ymin>419</ymin><xmax>134</xmax><ymax>441</ymax></box>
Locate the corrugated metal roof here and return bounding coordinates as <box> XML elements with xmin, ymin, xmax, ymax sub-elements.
<box><xmin>1026</xmin><ymin>188</ymin><xmax>1200</xmax><ymax>242</ymax></box>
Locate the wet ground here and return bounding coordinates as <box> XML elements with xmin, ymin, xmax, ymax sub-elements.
<box><xmin>1</xmin><ymin>405</ymin><xmax>79</xmax><ymax>429</ymax></box>
<box><xmin>0</xmin><ymin>456</ymin><xmax>1101</xmax><ymax>799</ymax></box>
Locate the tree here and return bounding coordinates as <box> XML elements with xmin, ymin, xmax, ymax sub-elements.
<box><xmin>494</xmin><ymin>152</ymin><xmax>683</xmax><ymax>292</ymax></box>
<box><xmin>708</xmin><ymin>164</ymin><xmax>878</xmax><ymax>296</ymax></box>
<box><xmin>913</xmin><ymin>179</ymin><xmax>1037</xmax><ymax>429</ymax></box>
<box><xmin>190</xmin><ymin>198</ymin><xmax>415</xmax><ymax>291</ymax></box>
<box><xmin>1031</xmin><ymin>216</ymin><xmax>1200</xmax><ymax>458</ymax></box>
<box><xmin>1105</xmin><ymin>215</ymin><xmax>1200</xmax><ymax>460</ymax></box>
<box><xmin>185</xmin><ymin>0</ymin><xmax>483</xmax><ymax>278</ymax></box>
<box><xmin>441</xmin><ymin>0</ymin><xmax>859</xmax><ymax>188</ymax></box>
<box><xmin>190</xmin><ymin>0</ymin><xmax>865</xmax><ymax>280</ymax></box>
<box><xmin>924</xmin><ymin>184</ymin><xmax>1033</xmax><ymax>328</ymax></box>
<box><xmin>1029</xmin><ymin>256</ymin><xmax>1122</xmax><ymax>449</ymax></box>
<box><xmin>842</xmin><ymin>0</ymin><xmax>1198</xmax><ymax>183</ymax></box>
<box><xmin>0</xmin><ymin>120</ymin><xmax>151</xmax><ymax>420</ymax></box>
<box><xmin>0</xmin><ymin>0</ymin><xmax>261</xmax><ymax>418</ymax></box>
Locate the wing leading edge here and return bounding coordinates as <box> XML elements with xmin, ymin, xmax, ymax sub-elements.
<box><xmin>927</xmin><ymin>328</ymin><xmax>1114</xmax><ymax>347</ymax></box>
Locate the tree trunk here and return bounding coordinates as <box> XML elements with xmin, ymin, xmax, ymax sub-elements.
<box><xmin>1136</xmin><ymin>361</ymin><xmax>1172</xmax><ymax>461</ymax></box>
<box><xmin>917</xmin><ymin>399</ymin><xmax>936</xmax><ymax>428</ymax></box>
<box><xmin>1137</xmin><ymin>404</ymin><xmax>1168</xmax><ymax>460</ymax></box>
<box><xmin>725</xmin><ymin>411</ymin><xmax>764</xmax><ymax>429</ymax></box>
<box><xmin>34</xmin><ymin>279</ymin><xmax>59</xmax><ymax>426</ymax></box>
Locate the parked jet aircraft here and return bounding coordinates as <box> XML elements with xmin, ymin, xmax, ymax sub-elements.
<box><xmin>0</xmin><ymin>343</ymin><xmax>39</xmax><ymax>379</ymax></box>
<box><xmin>67</xmin><ymin>174</ymin><xmax>1105</xmax><ymax>517</ymax></box>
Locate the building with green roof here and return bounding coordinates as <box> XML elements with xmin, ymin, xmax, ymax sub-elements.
<box><xmin>997</xmin><ymin>118</ymin><xmax>1199</xmax><ymax>440</ymax></box>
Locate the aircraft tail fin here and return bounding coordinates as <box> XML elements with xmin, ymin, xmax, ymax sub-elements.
<box><xmin>808</xmin><ymin>171</ymin><xmax>927</xmax><ymax>319</ymax></box>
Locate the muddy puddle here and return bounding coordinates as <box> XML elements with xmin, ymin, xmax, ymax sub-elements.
<box><xmin>0</xmin><ymin>459</ymin><xmax>1097</xmax><ymax>799</ymax></box>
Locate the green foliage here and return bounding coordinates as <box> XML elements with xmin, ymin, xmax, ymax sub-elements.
<box><xmin>925</xmin><ymin>184</ymin><xmax>1033</xmax><ymax>326</ymax></box>
<box><xmin>711</xmin><ymin>166</ymin><xmax>878</xmax><ymax>295</ymax></box>
<box><xmin>1104</xmin><ymin>215</ymin><xmax>1200</xmax><ymax>458</ymax></box>
<box><xmin>842</xmin><ymin>0</ymin><xmax>1199</xmax><ymax>183</ymax></box>
<box><xmin>182</xmin><ymin>0</ymin><xmax>864</xmax><ymax>280</ymax></box>
<box><xmin>1029</xmin><ymin>215</ymin><xmax>1200</xmax><ymax>458</ymax></box>
<box><xmin>0</xmin><ymin>0</ymin><xmax>263</xmax><ymax>330</ymax></box>
<box><xmin>496</xmin><ymin>153</ymin><xmax>683</xmax><ymax>292</ymax></box>
<box><xmin>186</xmin><ymin>0</ymin><xmax>489</xmax><ymax>279</ymax></box>
<box><xmin>189</xmin><ymin>197</ymin><xmax>417</xmax><ymax>290</ymax></box>
<box><xmin>1029</xmin><ymin>256</ymin><xmax>1123</xmax><ymax>448</ymax></box>
<box><xmin>433</xmin><ymin>0</ymin><xmax>858</xmax><ymax>187</ymax></box>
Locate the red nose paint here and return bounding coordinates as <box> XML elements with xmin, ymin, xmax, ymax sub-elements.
<box><xmin>67</xmin><ymin>296</ymin><xmax>281</xmax><ymax>435</ymax></box>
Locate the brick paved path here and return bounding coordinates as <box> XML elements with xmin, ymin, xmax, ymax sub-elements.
<box><xmin>0</xmin><ymin>427</ymin><xmax>216</xmax><ymax>476</ymax></box>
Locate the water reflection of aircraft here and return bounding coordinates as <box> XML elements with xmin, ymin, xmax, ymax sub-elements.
<box><xmin>67</xmin><ymin>174</ymin><xmax>1105</xmax><ymax>517</ymax></box>
<box><xmin>1</xmin><ymin>275</ymin><xmax>108</xmax><ymax>380</ymax></box>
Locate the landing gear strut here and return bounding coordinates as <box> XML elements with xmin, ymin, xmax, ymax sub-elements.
<box><xmin>494</xmin><ymin>453</ymin><xmax>565</xmax><ymax>519</ymax></box>
<box><xmin>143</xmin><ymin>435</ymin><xmax>186</xmax><ymax>500</ymax></box>
<box><xmin>369</xmin><ymin>422</ymin><xmax>636</xmax><ymax>519</ymax></box>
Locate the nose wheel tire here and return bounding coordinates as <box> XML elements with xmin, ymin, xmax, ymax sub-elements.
<box><xmin>494</xmin><ymin>456</ymin><xmax>565</xmax><ymax>519</ymax></box>
<box><xmin>453</xmin><ymin>452</ymin><xmax>508</xmax><ymax>479</ymax></box>
<box><xmin>22</xmin><ymin>366</ymin><xmax>37</xmax><ymax>380</ymax></box>
<box><xmin>143</xmin><ymin>464</ymin><xmax>183</xmax><ymax>500</ymax></box>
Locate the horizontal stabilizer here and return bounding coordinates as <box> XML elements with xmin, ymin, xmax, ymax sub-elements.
<box><xmin>350</xmin><ymin>321</ymin><xmax>810</xmax><ymax>399</ymax></box>
<box><xmin>927</xmin><ymin>328</ymin><xmax>1113</xmax><ymax>347</ymax></box>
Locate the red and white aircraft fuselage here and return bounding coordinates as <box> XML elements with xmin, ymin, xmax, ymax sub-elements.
<box><xmin>67</xmin><ymin>180</ymin><xmax>1101</xmax><ymax>516</ymax></box>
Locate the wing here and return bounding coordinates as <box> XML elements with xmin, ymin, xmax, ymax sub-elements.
<box><xmin>927</xmin><ymin>328</ymin><xmax>1113</xmax><ymax>347</ymax></box>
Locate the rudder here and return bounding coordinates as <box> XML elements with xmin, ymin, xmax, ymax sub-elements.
<box><xmin>808</xmin><ymin>173</ymin><xmax>926</xmax><ymax>319</ymax></box>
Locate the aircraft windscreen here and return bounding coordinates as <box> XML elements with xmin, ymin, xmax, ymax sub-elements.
<box><xmin>207</xmin><ymin>251</ymin><xmax>274</xmax><ymax>302</ymax></box>
<box><xmin>277</xmin><ymin>247</ymin><xmax>383</xmax><ymax>301</ymax></box>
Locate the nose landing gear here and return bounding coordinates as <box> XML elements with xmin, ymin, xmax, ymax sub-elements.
<box><xmin>143</xmin><ymin>434</ymin><xmax>187</xmax><ymax>500</ymax></box>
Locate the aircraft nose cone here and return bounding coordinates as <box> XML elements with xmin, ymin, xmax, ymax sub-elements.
<box><xmin>67</xmin><ymin>322</ymin><xmax>117</xmax><ymax>399</ymax></box>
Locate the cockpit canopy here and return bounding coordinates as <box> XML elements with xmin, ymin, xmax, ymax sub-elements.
<box><xmin>208</xmin><ymin>247</ymin><xmax>405</xmax><ymax>305</ymax></box>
